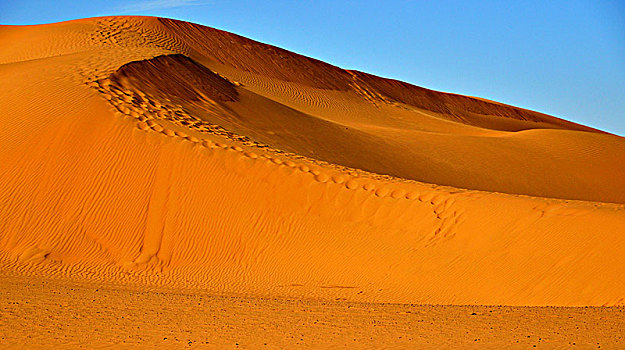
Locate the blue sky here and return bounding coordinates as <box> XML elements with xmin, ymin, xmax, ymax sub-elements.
<box><xmin>2</xmin><ymin>0</ymin><xmax>624</xmax><ymax>135</ymax></box>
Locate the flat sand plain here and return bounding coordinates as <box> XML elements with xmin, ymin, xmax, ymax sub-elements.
<box><xmin>1</xmin><ymin>272</ymin><xmax>623</xmax><ymax>349</ymax></box>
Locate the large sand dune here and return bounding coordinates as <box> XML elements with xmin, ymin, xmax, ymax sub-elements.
<box><xmin>1</xmin><ymin>16</ymin><xmax>624</xmax><ymax>311</ymax></box>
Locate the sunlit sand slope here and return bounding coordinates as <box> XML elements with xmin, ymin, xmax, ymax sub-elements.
<box><xmin>0</xmin><ymin>16</ymin><xmax>624</xmax><ymax>306</ymax></box>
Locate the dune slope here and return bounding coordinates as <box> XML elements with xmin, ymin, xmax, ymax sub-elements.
<box><xmin>0</xmin><ymin>16</ymin><xmax>624</xmax><ymax>306</ymax></box>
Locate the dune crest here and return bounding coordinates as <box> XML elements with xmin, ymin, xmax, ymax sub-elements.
<box><xmin>0</xmin><ymin>16</ymin><xmax>624</xmax><ymax>306</ymax></box>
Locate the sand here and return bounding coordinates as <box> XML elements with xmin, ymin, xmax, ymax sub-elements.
<box><xmin>2</xmin><ymin>272</ymin><xmax>623</xmax><ymax>349</ymax></box>
<box><xmin>0</xmin><ymin>15</ymin><xmax>624</xmax><ymax>347</ymax></box>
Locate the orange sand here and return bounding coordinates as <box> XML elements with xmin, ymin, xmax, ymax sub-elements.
<box><xmin>1</xmin><ymin>16</ymin><xmax>625</xmax><ymax>345</ymax></box>
<box><xmin>2</xmin><ymin>272</ymin><xmax>624</xmax><ymax>349</ymax></box>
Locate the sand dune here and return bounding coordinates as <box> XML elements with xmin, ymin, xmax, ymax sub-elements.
<box><xmin>1</xmin><ymin>15</ymin><xmax>624</xmax><ymax>314</ymax></box>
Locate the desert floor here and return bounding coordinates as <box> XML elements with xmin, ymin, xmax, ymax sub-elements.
<box><xmin>1</xmin><ymin>272</ymin><xmax>623</xmax><ymax>349</ymax></box>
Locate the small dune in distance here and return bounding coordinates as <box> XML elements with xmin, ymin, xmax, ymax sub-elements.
<box><xmin>0</xmin><ymin>16</ymin><xmax>624</xmax><ymax>348</ymax></box>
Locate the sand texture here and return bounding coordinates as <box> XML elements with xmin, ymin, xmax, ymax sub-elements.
<box><xmin>1</xmin><ymin>272</ymin><xmax>623</xmax><ymax>349</ymax></box>
<box><xmin>1</xmin><ymin>16</ymin><xmax>624</xmax><ymax>347</ymax></box>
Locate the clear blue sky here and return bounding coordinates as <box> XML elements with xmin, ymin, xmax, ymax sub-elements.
<box><xmin>2</xmin><ymin>0</ymin><xmax>624</xmax><ymax>135</ymax></box>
